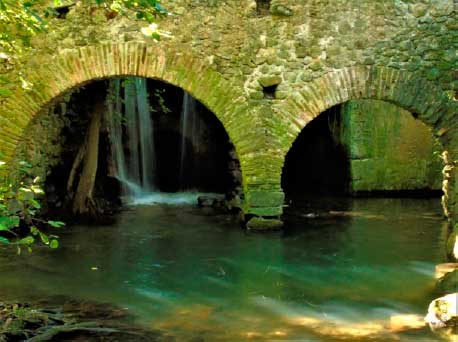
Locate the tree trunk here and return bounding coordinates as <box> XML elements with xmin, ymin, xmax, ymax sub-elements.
<box><xmin>67</xmin><ymin>141</ymin><xmax>86</xmax><ymax>194</ymax></box>
<box><xmin>72</xmin><ymin>101</ymin><xmax>104</xmax><ymax>216</ymax></box>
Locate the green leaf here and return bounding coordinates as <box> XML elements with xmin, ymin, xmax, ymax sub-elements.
<box><xmin>0</xmin><ymin>237</ymin><xmax>9</xmax><ymax>245</ymax></box>
<box><xmin>39</xmin><ymin>232</ymin><xmax>49</xmax><ymax>244</ymax></box>
<box><xmin>0</xmin><ymin>216</ymin><xmax>20</xmax><ymax>229</ymax></box>
<box><xmin>30</xmin><ymin>199</ymin><xmax>41</xmax><ymax>209</ymax></box>
<box><xmin>18</xmin><ymin>161</ymin><xmax>32</xmax><ymax>168</ymax></box>
<box><xmin>48</xmin><ymin>220</ymin><xmax>65</xmax><ymax>228</ymax></box>
<box><xmin>0</xmin><ymin>89</ymin><xmax>12</xmax><ymax>97</ymax></box>
<box><xmin>49</xmin><ymin>239</ymin><xmax>59</xmax><ymax>249</ymax></box>
<box><xmin>18</xmin><ymin>236</ymin><xmax>35</xmax><ymax>245</ymax></box>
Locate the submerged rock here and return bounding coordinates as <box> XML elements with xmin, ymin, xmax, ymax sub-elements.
<box><xmin>425</xmin><ymin>293</ymin><xmax>458</xmax><ymax>332</ymax></box>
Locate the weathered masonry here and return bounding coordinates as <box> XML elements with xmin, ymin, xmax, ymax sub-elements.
<box><xmin>0</xmin><ymin>0</ymin><xmax>457</xmax><ymax>229</ymax></box>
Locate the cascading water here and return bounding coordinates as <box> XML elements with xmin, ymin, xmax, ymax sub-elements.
<box><xmin>107</xmin><ymin>80</ymin><xmax>210</xmax><ymax>205</ymax></box>
<box><xmin>179</xmin><ymin>92</ymin><xmax>199</xmax><ymax>189</ymax></box>
<box><xmin>107</xmin><ymin>77</ymin><xmax>155</xmax><ymax>199</ymax></box>
<box><xmin>136</xmin><ymin>78</ymin><xmax>155</xmax><ymax>191</ymax></box>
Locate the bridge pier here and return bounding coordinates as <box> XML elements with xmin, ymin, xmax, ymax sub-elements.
<box><xmin>238</xmin><ymin>141</ymin><xmax>286</xmax><ymax>230</ymax></box>
<box><xmin>243</xmin><ymin>189</ymin><xmax>285</xmax><ymax>230</ymax></box>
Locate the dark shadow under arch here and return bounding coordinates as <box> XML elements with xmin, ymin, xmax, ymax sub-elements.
<box><xmin>37</xmin><ymin>77</ymin><xmax>242</xmax><ymax>217</ymax></box>
<box><xmin>282</xmin><ymin>104</ymin><xmax>350</xmax><ymax>199</ymax></box>
<box><xmin>281</xmin><ymin>100</ymin><xmax>444</xmax><ymax>202</ymax></box>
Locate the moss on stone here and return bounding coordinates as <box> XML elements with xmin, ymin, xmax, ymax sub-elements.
<box><xmin>339</xmin><ymin>100</ymin><xmax>443</xmax><ymax>193</ymax></box>
<box><xmin>246</xmin><ymin>217</ymin><xmax>283</xmax><ymax>230</ymax></box>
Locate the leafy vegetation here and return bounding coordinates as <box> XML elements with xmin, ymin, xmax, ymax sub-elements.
<box><xmin>91</xmin><ymin>0</ymin><xmax>167</xmax><ymax>22</ymax></box>
<box><xmin>0</xmin><ymin>0</ymin><xmax>46</xmax><ymax>56</ymax></box>
<box><xmin>0</xmin><ymin>157</ymin><xmax>65</xmax><ymax>253</ymax></box>
<box><xmin>0</xmin><ymin>0</ymin><xmax>168</xmax><ymax>99</ymax></box>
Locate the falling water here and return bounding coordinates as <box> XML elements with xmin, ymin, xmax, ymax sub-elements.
<box><xmin>124</xmin><ymin>79</ymin><xmax>141</xmax><ymax>187</ymax></box>
<box><xmin>107</xmin><ymin>77</ymin><xmax>155</xmax><ymax>198</ymax></box>
<box><xmin>179</xmin><ymin>92</ymin><xmax>198</xmax><ymax>189</ymax></box>
<box><xmin>136</xmin><ymin>78</ymin><xmax>155</xmax><ymax>191</ymax></box>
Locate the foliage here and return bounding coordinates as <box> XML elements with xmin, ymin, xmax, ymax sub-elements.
<box><xmin>93</xmin><ymin>0</ymin><xmax>167</xmax><ymax>23</ymax></box>
<box><xmin>0</xmin><ymin>0</ymin><xmax>169</xmax><ymax>100</ymax></box>
<box><xmin>0</xmin><ymin>157</ymin><xmax>65</xmax><ymax>254</ymax></box>
<box><xmin>0</xmin><ymin>0</ymin><xmax>46</xmax><ymax>56</ymax></box>
<box><xmin>51</xmin><ymin>0</ymin><xmax>169</xmax><ymax>39</ymax></box>
<box><xmin>95</xmin><ymin>0</ymin><xmax>170</xmax><ymax>40</ymax></box>
<box><xmin>0</xmin><ymin>0</ymin><xmax>47</xmax><ymax>100</ymax></box>
<box><xmin>152</xmin><ymin>88</ymin><xmax>171</xmax><ymax>114</ymax></box>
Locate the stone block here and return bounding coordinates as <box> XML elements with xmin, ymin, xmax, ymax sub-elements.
<box><xmin>258</xmin><ymin>75</ymin><xmax>282</xmax><ymax>88</ymax></box>
<box><xmin>246</xmin><ymin>190</ymin><xmax>285</xmax><ymax>208</ymax></box>
<box><xmin>246</xmin><ymin>206</ymin><xmax>283</xmax><ymax>217</ymax></box>
<box><xmin>246</xmin><ymin>217</ymin><xmax>284</xmax><ymax>230</ymax></box>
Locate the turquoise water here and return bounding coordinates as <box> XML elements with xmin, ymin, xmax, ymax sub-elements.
<box><xmin>0</xmin><ymin>197</ymin><xmax>447</xmax><ymax>341</ymax></box>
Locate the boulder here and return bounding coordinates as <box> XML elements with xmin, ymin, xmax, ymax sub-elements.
<box><xmin>425</xmin><ymin>293</ymin><xmax>458</xmax><ymax>330</ymax></box>
<box><xmin>435</xmin><ymin>263</ymin><xmax>458</xmax><ymax>279</ymax></box>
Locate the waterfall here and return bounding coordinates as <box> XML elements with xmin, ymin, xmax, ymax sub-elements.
<box><xmin>136</xmin><ymin>78</ymin><xmax>155</xmax><ymax>191</ymax></box>
<box><xmin>107</xmin><ymin>77</ymin><xmax>155</xmax><ymax>198</ymax></box>
<box><xmin>179</xmin><ymin>92</ymin><xmax>198</xmax><ymax>189</ymax></box>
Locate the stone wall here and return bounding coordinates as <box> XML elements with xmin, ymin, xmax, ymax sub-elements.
<box><xmin>338</xmin><ymin>100</ymin><xmax>443</xmax><ymax>193</ymax></box>
<box><xmin>0</xmin><ymin>0</ymin><xmax>456</xmax><ymax>226</ymax></box>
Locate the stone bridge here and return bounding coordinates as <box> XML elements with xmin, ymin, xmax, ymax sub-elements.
<box><xmin>0</xmin><ymin>0</ymin><xmax>457</xmax><ymax>228</ymax></box>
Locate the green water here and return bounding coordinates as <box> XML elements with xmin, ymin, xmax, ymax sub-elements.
<box><xmin>0</xmin><ymin>197</ymin><xmax>447</xmax><ymax>341</ymax></box>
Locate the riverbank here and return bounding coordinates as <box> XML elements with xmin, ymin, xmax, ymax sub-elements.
<box><xmin>0</xmin><ymin>299</ymin><xmax>163</xmax><ymax>341</ymax></box>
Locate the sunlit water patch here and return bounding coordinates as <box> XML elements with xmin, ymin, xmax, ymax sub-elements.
<box><xmin>0</xmin><ymin>197</ymin><xmax>447</xmax><ymax>341</ymax></box>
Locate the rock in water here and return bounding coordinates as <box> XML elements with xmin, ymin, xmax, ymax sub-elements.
<box><xmin>435</xmin><ymin>263</ymin><xmax>458</xmax><ymax>279</ymax></box>
<box><xmin>425</xmin><ymin>293</ymin><xmax>458</xmax><ymax>330</ymax></box>
<box><xmin>197</xmin><ymin>195</ymin><xmax>225</xmax><ymax>208</ymax></box>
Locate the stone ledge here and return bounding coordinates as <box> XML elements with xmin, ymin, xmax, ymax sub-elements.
<box><xmin>244</xmin><ymin>206</ymin><xmax>283</xmax><ymax>217</ymax></box>
<box><xmin>246</xmin><ymin>217</ymin><xmax>284</xmax><ymax>231</ymax></box>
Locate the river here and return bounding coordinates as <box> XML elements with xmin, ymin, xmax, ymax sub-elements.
<box><xmin>0</xmin><ymin>196</ymin><xmax>446</xmax><ymax>341</ymax></box>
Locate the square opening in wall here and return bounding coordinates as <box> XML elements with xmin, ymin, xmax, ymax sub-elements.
<box><xmin>256</xmin><ymin>0</ymin><xmax>271</xmax><ymax>15</ymax></box>
<box><xmin>263</xmin><ymin>84</ymin><xmax>278</xmax><ymax>99</ymax></box>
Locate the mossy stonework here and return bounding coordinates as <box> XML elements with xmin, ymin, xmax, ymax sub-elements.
<box><xmin>0</xmin><ymin>0</ymin><xmax>457</xmax><ymax>228</ymax></box>
<box><xmin>338</xmin><ymin>100</ymin><xmax>443</xmax><ymax>193</ymax></box>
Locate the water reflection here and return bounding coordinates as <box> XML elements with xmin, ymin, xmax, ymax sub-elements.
<box><xmin>0</xmin><ymin>197</ymin><xmax>446</xmax><ymax>341</ymax></box>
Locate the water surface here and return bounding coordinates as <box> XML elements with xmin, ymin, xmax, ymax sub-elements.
<box><xmin>0</xmin><ymin>196</ymin><xmax>447</xmax><ymax>341</ymax></box>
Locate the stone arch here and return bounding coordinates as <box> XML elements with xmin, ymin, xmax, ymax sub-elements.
<box><xmin>0</xmin><ymin>42</ymin><xmax>251</xmax><ymax>188</ymax></box>
<box><xmin>271</xmin><ymin>66</ymin><xmax>457</xmax><ymax>217</ymax></box>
